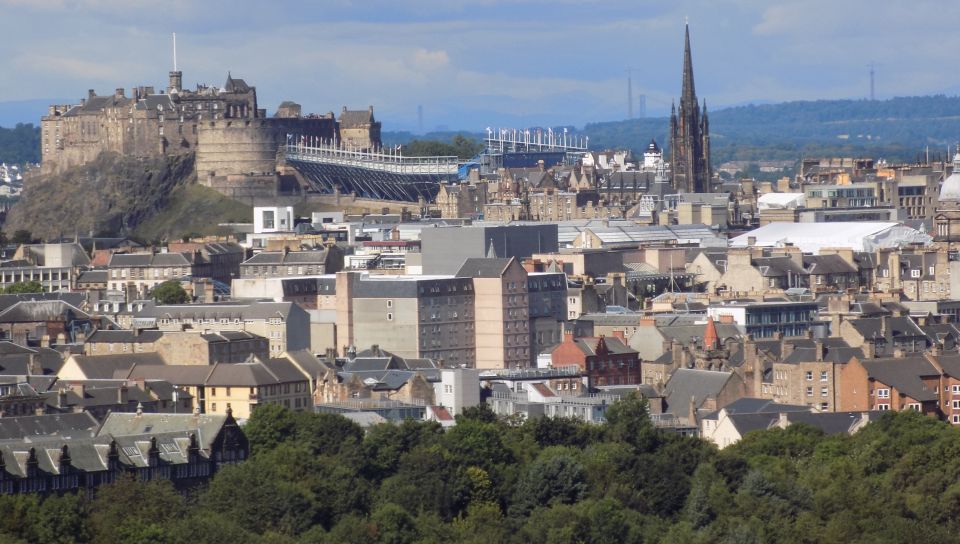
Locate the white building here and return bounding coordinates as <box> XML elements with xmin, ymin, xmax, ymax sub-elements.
<box><xmin>730</xmin><ymin>221</ymin><xmax>931</xmax><ymax>253</ymax></box>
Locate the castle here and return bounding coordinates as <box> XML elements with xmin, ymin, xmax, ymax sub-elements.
<box><xmin>40</xmin><ymin>69</ymin><xmax>381</xmax><ymax>180</ymax></box>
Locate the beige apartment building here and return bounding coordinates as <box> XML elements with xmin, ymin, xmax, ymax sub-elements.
<box><xmin>117</xmin><ymin>358</ymin><xmax>312</xmax><ymax>419</ymax></box>
<box><xmin>134</xmin><ymin>301</ymin><xmax>310</xmax><ymax>357</ymax></box>
<box><xmin>84</xmin><ymin>329</ymin><xmax>268</xmax><ymax>365</ymax></box>
<box><xmin>457</xmin><ymin>258</ymin><xmax>531</xmax><ymax>369</ymax></box>
<box><xmin>333</xmin><ymin>272</ymin><xmax>476</xmax><ymax>366</ymax></box>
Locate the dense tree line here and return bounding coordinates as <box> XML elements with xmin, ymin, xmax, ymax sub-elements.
<box><xmin>0</xmin><ymin>124</ymin><xmax>40</xmax><ymax>165</ymax></box>
<box><xmin>399</xmin><ymin>135</ymin><xmax>485</xmax><ymax>160</ymax></box>
<box><xmin>3</xmin><ymin>397</ymin><xmax>960</xmax><ymax>543</ymax></box>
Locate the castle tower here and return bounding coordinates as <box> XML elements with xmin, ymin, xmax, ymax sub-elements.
<box><xmin>168</xmin><ymin>71</ymin><xmax>182</xmax><ymax>93</ymax></box>
<box><xmin>669</xmin><ymin>24</ymin><xmax>711</xmax><ymax>193</ymax></box>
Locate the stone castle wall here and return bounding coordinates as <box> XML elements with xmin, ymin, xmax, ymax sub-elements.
<box><xmin>196</xmin><ymin>117</ymin><xmax>337</xmax><ymax>179</ymax></box>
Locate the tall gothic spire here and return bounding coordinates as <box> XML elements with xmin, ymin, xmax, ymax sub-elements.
<box><xmin>670</xmin><ymin>23</ymin><xmax>711</xmax><ymax>194</ymax></box>
<box><xmin>681</xmin><ymin>23</ymin><xmax>696</xmax><ymax>105</ymax></box>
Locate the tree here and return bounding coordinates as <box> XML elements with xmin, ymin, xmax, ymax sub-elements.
<box><xmin>3</xmin><ymin>281</ymin><xmax>43</xmax><ymax>294</ymax></box>
<box><xmin>151</xmin><ymin>280</ymin><xmax>189</xmax><ymax>304</ymax></box>
<box><xmin>88</xmin><ymin>475</ymin><xmax>185</xmax><ymax>544</ymax></box>
<box><xmin>511</xmin><ymin>448</ymin><xmax>588</xmax><ymax>517</ymax></box>
<box><xmin>11</xmin><ymin>230</ymin><xmax>32</xmax><ymax>245</ymax></box>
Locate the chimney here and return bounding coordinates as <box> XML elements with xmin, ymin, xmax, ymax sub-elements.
<box><xmin>863</xmin><ymin>340</ymin><xmax>876</xmax><ymax>359</ymax></box>
<box><xmin>115</xmin><ymin>88</ymin><xmax>125</xmax><ymax>98</ymax></box>
<box><xmin>781</xmin><ymin>338</ymin><xmax>794</xmax><ymax>359</ymax></box>
<box><xmin>612</xmin><ymin>330</ymin><xmax>625</xmax><ymax>341</ymax></box>
<box><xmin>815</xmin><ymin>339</ymin><xmax>825</xmax><ymax>362</ymax></box>
<box><xmin>40</xmin><ymin>335</ymin><xmax>50</xmax><ymax>348</ymax></box>
<box><xmin>88</xmin><ymin>89</ymin><xmax>95</xmax><ymax>99</ymax></box>
<box><xmin>880</xmin><ymin>316</ymin><xmax>889</xmax><ymax>339</ymax></box>
<box><xmin>778</xmin><ymin>412</ymin><xmax>791</xmax><ymax>427</ymax></box>
<box><xmin>118</xmin><ymin>385</ymin><xmax>128</xmax><ymax>405</ymax></box>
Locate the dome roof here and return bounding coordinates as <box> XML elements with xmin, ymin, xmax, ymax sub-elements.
<box><xmin>939</xmin><ymin>152</ymin><xmax>960</xmax><ymax>201</ymax></box>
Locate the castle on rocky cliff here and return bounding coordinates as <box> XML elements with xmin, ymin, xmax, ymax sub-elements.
<box><xmin>40</xmin><ymin>69</ymin><xmax>381</xmax><ymax>180</ymax></box>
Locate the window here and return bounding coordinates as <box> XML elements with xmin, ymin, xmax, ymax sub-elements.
<box><xmin>806</xmin><ymin>386</ymin><xmax>813</xmax><ymax>396</ymax></box>
<box><xmin>386</xmin><ymin>300</ymin><xmax>393</xmax><ymax>308</ymax></box>
<box><xmin>387</xmin><ymin>313</ymin><xmax>393</xmax><ymax>321</ymax></box>
<box><xmin>910</xmin><ymin>269</ymin><xmax>921</xmax><ymax>278</ymax></box>
<box><xmin>211</xmin><ymin>402</ymin><xmax>217</xmax><ymax>412</ymax></box>
<box><xmin>805</xmin><ymin>371</ymin><xmax>813</xmax><ymax>381</ymax></box>
<box><xmin>953</xmin><ymin>415</ymin><xmax>959</xmax><ymax>424</ymax></box>
<box><xmin>952</xmin><ymin>400</ymin><xmax>959</xmax><ymax>409</ymax></box>
<box><xmin>876</xmin><ymin>388</ymin><xmax>890</xmax><ymax>398</ymax></box>
<box><xmin>821</xmin><ymin>387</ymin><xmax>828</xmax><ymax>397</ymax></box>
<box><xmin>820</xmin><ymin>402</ymin><xmax>829</xmax><ymax>411</ymax></box>
<box><xmin>820</xmin><ymin>371</ymin><xmax>828</xmax><ymax>381</ymax></box>
<box><xmin>210</xmin><ymin>388</ymin><xmax>217</xmax><ymax>396</ymax></box>
<box><xmin>906</xmin><ymin>403</ymin><xmax>921</xmax><ymax>411</ymax></box>
<box><xmin>952</xmin><ymin>384</ymin><xmax>960</xmax><ymax>394</ymax></box>
<box><xmin>877</xmin><ymin>403</ymin><xmax>890</xmax><ymax>411</ymax></box>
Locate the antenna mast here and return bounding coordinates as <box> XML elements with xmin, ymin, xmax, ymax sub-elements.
<box><xmin>868</xmin><ymin>61</ymin><xmax>875</xmax><ymax>101</ymax></box>
<box><xmin>173</xmin><ymin>32</ymin><xmax>177</xmax><ymax>72</ymax></box>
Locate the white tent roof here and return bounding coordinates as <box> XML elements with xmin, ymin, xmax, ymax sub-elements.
<box><xmin>757</xmin><ymin>192</ymin><xmax>805</xmax><ymax>210</ymax></box>
<box><xmin>730</xmin><ymin>222</ymin><xmax>930</xmax><ymax>253</ymax></box>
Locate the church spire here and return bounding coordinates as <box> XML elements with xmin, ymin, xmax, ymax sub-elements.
<box><xmin>681</xmin><ymin>23</ymin><xmax>696</xmax><ymax>105</ymax></box>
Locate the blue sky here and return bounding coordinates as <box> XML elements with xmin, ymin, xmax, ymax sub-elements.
<box><xmin>2</xmin><ymin>0</ymin><xmax>960</xmax><ymax>131</ymax></box>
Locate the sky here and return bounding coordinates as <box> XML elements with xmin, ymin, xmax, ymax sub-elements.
<box><xmin>2</xmin><ymin>0</ymin><xmax>960</xmax><ymax>131</ymax></box>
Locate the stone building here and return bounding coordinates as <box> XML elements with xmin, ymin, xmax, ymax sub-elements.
<box><xmin>41</xmin><ymin>72</ymin><xmax>264</xmax><ymax>175</ymax></box>
<box><xmin>669</xmin><ymin>24</ymin><xmax>711</xmax><ymax>193</ymax></box>
<box><xmin>338</xmin><ymin>106</ymin><xmax>382</xmax><ymax>150</ymax></box>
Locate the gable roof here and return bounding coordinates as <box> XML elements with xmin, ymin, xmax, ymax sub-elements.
<box><xmin>455</xmin><ymin>257</ymin><xmax>515</xmax><ymax>278</ymax></box>
<box><xmin>861</xmin><ymin>356</ymin><xmax>940</xmax><ymax>402</ymax></box>
<box><xmin>664</xmin><ymin>368</ymin><xmax>735</xmax><ymax>417</ymax></box>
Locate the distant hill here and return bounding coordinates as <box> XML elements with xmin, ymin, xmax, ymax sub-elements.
<box><xmin>584</xmin><ymin>95</ymin><xmax>960</xmax><ymax>164</ymax></box>
<box><xmin>384</xmin><ymin>95</ymin><xmax>960</xmax><ymax>165</ymax></box>
<box><xmin>0</xmin><ymin>124</ymin><xmax>40</xmax><ymax>164</ymax></box>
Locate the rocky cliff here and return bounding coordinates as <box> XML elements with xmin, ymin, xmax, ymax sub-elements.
<box><xmin>4</xmin><ymin>152</ymin><xmax>248</xmax><ymax>240</ymax></box>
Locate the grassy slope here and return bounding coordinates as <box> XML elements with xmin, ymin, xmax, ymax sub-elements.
<box><xmin>132</xmin><ymin>183</ymin><xmax>251</xmax><ymax>242</ymax></box>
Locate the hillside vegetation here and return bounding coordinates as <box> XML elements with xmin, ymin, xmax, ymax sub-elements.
<box><xmin>0</xmin><ymin>124</ymin><xmax>40</xmax><ymax>165</ymax></box>
<box><xmin>0</xmin><ymin>401</ymin><xmax>958</xmax><ymax>543</ymax></box>
<box><xmin>4</xmin><ymin>152</ymin><xmax>247</xmax><ymax>241</ymax></box>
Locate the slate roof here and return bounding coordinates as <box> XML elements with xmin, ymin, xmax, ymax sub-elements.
<box><xmin>0</xmin><ymin>300</ymin><xmax>90</xmax><ymax>323</ymax></box>
<box><xmin>0</xmin><ymin>412</ymin><xmax>99</xmax><ymax>440</ymax></box>
<box><xmin>849</xmin><ymin>316</ymin><xmax>926</xmax><ymax>339</ymax></box>
<box><xmin>76</xmin><ymin>270</ymin><xmax>108</xmax><ymax>284</ymax></box>
<box><xmin>574</xmin><ymin>336</ymin><xmax>636</xmax><ymax>357</ymax></box>
<box><xmin>455</xmin><ymin>258</ymin><xmax>514</xmax><ymax>278</ymax></box>
<box><xmin>136</xmin><ymin>301</ymin><xmax>296</xmax><ymax>321</ymax></box>
<box><xmin>65</xmin><ymin>353</ymin><xmax>166</xmax><ymax>379</ymax></box>
<box><xmin>339</xmin><ymin>108</ymin><xmax>375</xmax><ymax>127</ymax></box>
<box><xmin>782</xmin><ymin>345</ymin><xmax>864</xmax><ymax>365</ymax></box>
<box><xmin>100</xmin><ymin>411</ymin><xmax>233</xmax><ymax>453</ymax></box>
<box><xmin>108</xmin><ymin>252</ymin><xmax>193</xmax><ymax>268</ymax></box>
<box><xmin>861</xmin><ymin>356</ymin><xmax>940</xmax><ymax>402</ymax></box>
<box><xmin>753</xmin><ymin>256</ymin><xmax>807</xmax><ymax>277</ymax></box>
<box><xmin>0</xmin><ymin>345</ymin><xmax>64</xmax><ymax>376</ymax></box>
<box><xmin>664</xmin><ymin>368</ymin><xmax>735</xmax><ymax>417</ymax></box>
<box><xmin>242</xmin><ymin>250</ymin><xmax>333</xmax><ymax>266</ymax></box>
<box><xmin>803</xmin><ymin>254</ymin><xmax>858</xmax><ymax>275</ymax></box>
